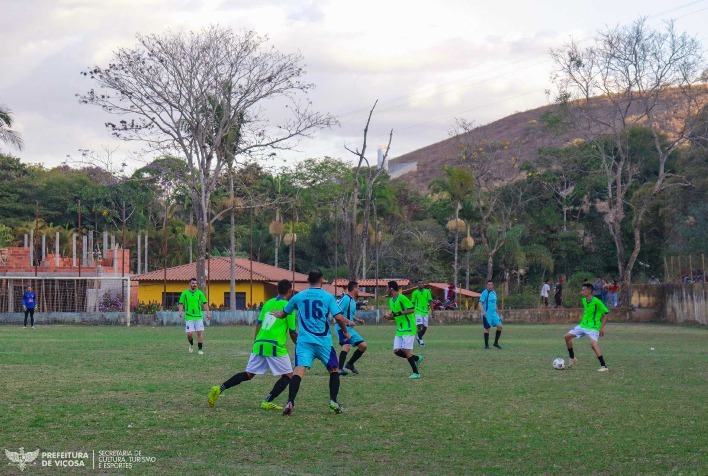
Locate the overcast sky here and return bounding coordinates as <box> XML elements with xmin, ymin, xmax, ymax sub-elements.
<box><xmin>1</xmin><ymin>0</ymin><xmax>706</xmax><ymax>173</ymax></box>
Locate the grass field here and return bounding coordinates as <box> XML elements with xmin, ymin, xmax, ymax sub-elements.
<box><xmin>2</xmin><ymin>323</ymin><xmax>707</xmax><ymax>475</ymax></box>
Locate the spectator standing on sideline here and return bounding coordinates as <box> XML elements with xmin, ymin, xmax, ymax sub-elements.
<box><xmin>554</xmin><ymin>279</ymin><xmax>564</xmax><ymax>308</ymax></box>
<box><xmin>601</xmin><ymin>278</ymin><xmax>609</xmax><ymax>306</ymax></box>
<box><xmin>648</xmin><ymin>275</ymin><xmax>660</xmax><ymax>285</ymax></box>
<box><xmin>540</xmin><ymin>279</ymin><xmax>550</xmax><ymax>308</ymax></box>
<box><xmin>22</xmin><ymin>285</ymin><xmax>36</xmax><ymax>328</ymax></box>
<box><xmin>593</xmin><ymin>277</ymin><xmax>603</xmax><ymax>302</ymax></box>
<box><xmin>442</xmin><ymin>282</ymin><xmax>457</xmax><ymax>308</ymax></box>
<box><xmin>608</xmin><ymin>280</ymin><xmax>620</xmax><ymax>307</ymax></box>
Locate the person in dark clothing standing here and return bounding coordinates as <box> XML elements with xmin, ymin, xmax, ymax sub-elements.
<box><xmin>22</xmin><ymin>285</ymin><xmax>36</xmax><ymax>328</ymax></box>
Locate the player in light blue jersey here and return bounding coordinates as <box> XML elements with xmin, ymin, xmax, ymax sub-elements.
<box><xmin>273</xmin><ymin>269</ymin><xmax>350</xmax><ymax>416</ymax></box>
<box><xmin>479</xmin><ymin>279</ymin><xmax>503</xmax><ymax>349</ymax></box>
<box><xmin>336</xmin><ymin>281</ymin><xmax>368</xmax><ymax>376</ymax></box>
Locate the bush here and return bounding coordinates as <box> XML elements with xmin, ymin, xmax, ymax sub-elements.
<box><xmin>134</xmin><ymin>301</ymin><xmax>161</xmax><ymax>314</ymax></box>
<box><xmin>98</xmin><ymin>292</ymin><xmax>123</xmax><ymax>312</ymax></box>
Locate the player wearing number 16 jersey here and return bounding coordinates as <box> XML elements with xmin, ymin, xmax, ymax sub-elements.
<box><xmin>273</xmin><ymin>269</ymin><xmax>350</xmax><ymax>416</ymax></box>
<box><xmin>208</xmin><ymin>279</ymin><xmax>298</xmax><ymax>410</ymax></box>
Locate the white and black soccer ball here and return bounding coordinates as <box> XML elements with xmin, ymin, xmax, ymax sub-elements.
<box><xmin>553</xmin><ymin>358</ymin><xmax>565</xmax><ymax>370</ymax></box>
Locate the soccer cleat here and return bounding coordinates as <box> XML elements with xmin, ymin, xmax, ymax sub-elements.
<box><xmin>261</xmin><ymin>401</ymin><xmax>283</xmax><ymax>411</ymax></box>
<box><xmin>408</xmin><ymin>373</ymin><xmax>421</xmax><ymax>379</ymax></box>
<box><xmin>568</xmin><ymin>358</ymin><xmax>577</xmax><ymax>368</ymax></box>
<box><xmin>329</xmin><ymin>400</ymin><xmax>343</xmax><ymax>414</ymax></box>
<box><xmin>338</xmin><ymin>369</ymin><xmax>349</xmax><ymax>376</ymax></box>
<box><xmin>344</xmin><ymin>362</ymin><xmax>359</xmax><ymax>375</ymax></box>
<box><xmin>484</xmin><ymin>345</ymin><xmax>490</xmax><ymax>349</ymax></box>
<box><xmin>282</xmin><ymin>402</ymin><xmax>293</xmax><ymax>416</ymax></box>
<box><xmin>417</xmin><ymin>355</ymin><xmax>424</xmax><ymax>368</ymax></box>
<box><xmin>198</xmin><ymin>349</ymin><xmax>204</xmax><ymax>355</ymax></box>
<box><xmin>493</xmin><ymin>343</ymin><xmax>502</xmax><ymax>349</ymax></box>
<box><xmin>189</xmin><ymin>346</ymin><xmax>194</xmax><ymax>353</ymax></box>
<box><xmin>598</xmin><ymin>366</ymin><xmax>610</xmax><ymax>372</ymax></box>
<box><xmin>208</xmin><ymin>386</ymin><xmax>221</xmax><ymax>407</ymax></box>
<box><xmin>419</xmin><ymin>339</ymin><xmax>425</xmax><ymax>347</ymax></box>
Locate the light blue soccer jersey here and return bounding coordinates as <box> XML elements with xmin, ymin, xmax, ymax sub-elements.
<box><xmin>479</xmin><ymin>289</ymin><xmax>499</xmax><ymax>317</ymax></box>
<box><xmin>283</xmin><ymin>287</ymin><xmax>343</xmax><ymax>347</ymax></box>
<box><xmin>334</xmin><ymin>294</ymin><xmax>357</xmax><ymax>332</ymax></box>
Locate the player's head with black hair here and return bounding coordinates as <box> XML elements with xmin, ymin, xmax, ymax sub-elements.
<box><xmin>347</xmin><ymin>280</ymin><xmax>358</xmax><ymax>292</ymax></box>
<box><xmin>277</xmin><ymin>279</ymin><xmax>292</xmax><ymax>295</ymax></box>
<box><xmin>308</xmin><ymin>269</ymin><xmax>324</xmax><ymax>285</ymax></box>
<box><xmin>387</xmin><ymin>280</ymin><xmax>399</xmax><ymax>291</ymax></box>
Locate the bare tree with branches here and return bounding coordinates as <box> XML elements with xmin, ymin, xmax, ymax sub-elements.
<box><xmin>549</xmin><ymin>17</ymin><xmax>707</xmax><ymax>300</ymax></box>
<box><xmin>79</xmin><ymin>26</ymin><xmax>336</xmax><ymax>289</ymax></box>
<box><xmin>340</xmin><ymin>101</ymin><xmax>393</xmax><ymax>280</ymax></box>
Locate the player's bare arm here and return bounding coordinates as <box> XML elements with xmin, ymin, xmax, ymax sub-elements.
<box><xmin>289</xmin><ymin>329</ymin><xmax>298</xmax><ymax>345</ymax></box>
<box><xmin>272</xmin><ymin>310</ymin><xmax>286</xmax><ymax>319</ymax></box>
<box><xmin>203</xmin><ymin>303</ymin><xmax>211</xmax><ymax>320</ymax></box>
<box><xmin>333</xmin><ymin>313</ymin><xmax>351</xmax><ymax>340</ymax></box>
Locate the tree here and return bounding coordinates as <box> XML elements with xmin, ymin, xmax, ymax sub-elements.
<box><xmin>429</xmin><ymin>165</ymin><xmax>474</xmax><ymax>285</ymax></box>
<box><xmin>549</xmin><ymin>17</ymin><xmax>707</xmax><ymax>300</ymax></box>
<box><xmin>451</xmin><ymin>119</ymin><xmax>531</xmax><ymax>281</ymax></box>
<box><xmin>0</xmin><ymin>104</ymin><xmax>23</xmax><ymax>151</ymax></box>
<box><xmin>79</xmin><ymin>26</ymin><xmax>335</xmax><ymax>289</ymax></box>
<box><xmin>340</xmin><ymin>101</ymin><xmax>393</xmax><ymax>280</ymax></box>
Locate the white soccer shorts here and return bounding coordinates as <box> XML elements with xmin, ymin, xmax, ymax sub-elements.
<box><xmin>185</xmin><ymin>319</ymin><xmax>205</xmax><ymax>333</ymax></box>
<box><xmin>415</xmin><ymin>314</ymin><xmax>429</xmax><ymax>327</ymax></box>
<box><xmin>393</xmin><ymin>335</ymin><xmax>415</xmax><ymax>350</ymax></box>
<box><xmin>568</xmin><ymin>325</ymin><xmax>600</xmax><ymax>341</ymax></box>
<box><xmin>245</xmin><ymin>354</ymin><xmax>293</xmax><ymax>376</ymax></box>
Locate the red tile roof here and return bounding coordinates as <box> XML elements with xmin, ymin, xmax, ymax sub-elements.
<box><xmin>134</xmin><ymin>257</ymin><xmax>310</xmax><ymax>283</ymax></box>
<box><xmin>331</xmin><ymin>278</ymin><xmax>410</xmax><ymax>287</ymax></box>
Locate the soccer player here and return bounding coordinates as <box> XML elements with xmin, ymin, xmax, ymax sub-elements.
<box><xmin>382</xmin><ymin>280</ymin><xmax>423</xmax><ymax>379</ymax></box>
<box><xmin>208</xmin><ymin>279</ymin><xmax>298</xmax><ymax>410</ymax></box>
<box><xmin>22</xmin><ymin>285</ymin><xmax>36</xmax><ymax>328</ymax></box>
<box><xmin>410</xmin><ymin>280</ymin><xmax>434</xmax><ymax>347</ymax></box>
<box><xmin>564</xmin><ymin>283</ymin><xmax>610</xmax><ymax>371</ymax></box>
<box><xmin>479</xmin><ymin>279</ymin><xmax>503</xmax><ymax>349</ymax></box>
<box><xmin>272</xmin><ymin>269</ymin><xmax>350</xmax><ymax>416</ymax></box>
<box><xmin>178</xmin><ymin>278</ymin><xmax>210</xmax><ymax>355</ymax></box>
<box><xmin>336</xmin><ymin>280</ymin><xmax>368</xmax><ymax>376</ymax></box>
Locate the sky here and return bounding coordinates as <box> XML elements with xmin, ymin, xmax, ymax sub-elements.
<box><xmin>1</xmin><ymin>0</ymin><xmax>707</xmax><ymax>173</ymax></box>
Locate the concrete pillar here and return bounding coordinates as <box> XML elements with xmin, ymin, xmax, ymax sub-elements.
<box><xmin>41</xmin><ymin>234</ymin><xmax>46</xmax><ymax>265</ymax></box>
<box><xmin>103</xmin><ymin>230</ymin><xmax>108</xmax><ymax>261</ymax></box>
<box><xmin>113</xmin><ymin>244</ymin><xmax>118</xmax><ymax>275</ymax></box>
<box><xmin>29</xmin><ymin>229</ymin><xmax>34</xmax><ymax>266</ymax></box>
<box><xmin>55</xmin><ymin>232</ymin><xmax>60</xmax><ymax>266</ymax></box>
<box><xmin>24</xmin><ymin>234</ymin><xmax>28</xmax><ymax>247</ymax></box>
<box><xmin>82</xmin><ymin>235</ymin><xmax>88</xmax><ymax>266</ymax></box>
<box><xmin>144</xmin><ymin>233</ymin><xmax>148</xmax><ymax>273</ymax></box>
<box><xmin>88</xmin><ymin>231</ymin><xmax>94</xmax><ymax>266</ymax></box>
<box><xmin>137</xmin><ymin>232</ymin><xmax>141</xmax><ymax>275</ymax></box>
<box><xmin>72</xmin><ymin>233</ymin><xmax>76</xmax><ymax>267</ymax></box>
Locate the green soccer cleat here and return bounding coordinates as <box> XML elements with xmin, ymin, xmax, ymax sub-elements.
<box><xmin>408</xmin><ymin>373</ymin><xmax>421</xmax><ymax>379</ymax></box>
<box><xmin>261</xmin><ymin>401</ymin><xmax>283</xmax><ymax>410</ymax></box>
<box><xmin>208</xmin><ymin>386</ymin><xmax>221</xmax><ymax>407</ymax></box>
<box><xmin>329</xmin><ymin>400</ymin><xmax>343</xmax><ymax>414</ymax></box>
<box><xmin>417</xmin><ymin>355</ymin><xmax>424</xmax><ymax>368</ymax></box>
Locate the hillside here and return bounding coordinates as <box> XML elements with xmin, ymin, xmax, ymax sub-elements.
<box><xmin>390</xmin><ymin>87</ymin><xmax>708</xmax><ymax>189</ymax></box>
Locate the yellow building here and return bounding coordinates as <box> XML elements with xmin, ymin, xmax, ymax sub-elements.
<box><xmin>134</xmin><ymin>257</ymin><xmax>334</xmax><ymax>309</ymax></box>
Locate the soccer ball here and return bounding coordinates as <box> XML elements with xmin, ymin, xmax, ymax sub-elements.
<box><xmin>553</xmin><ymin>358</ymin><xmax>565</xmax><ymax>370</ymax></box>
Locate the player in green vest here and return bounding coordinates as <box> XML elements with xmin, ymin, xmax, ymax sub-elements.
<box><xmin>208</xmin><ymin>279</ymin><xmax>298</xmax><ymax>410</ymax></box>
<box><xmin>410</xmin><ymin>280</ymin><xmax>434</xmax><ymax>347</ymax></box>
<box><xmin>178</xmin><ymin>278</ymin><xmax>210</xmax><ymax>355</ymax></box>
<box><xmin>564</xmin><ymin>283</ymin><xmax>610</xmax><ymax>371</ymax></box>
<box><xmin>383</xmin><ymin>280</ymin><xmax>424</xmax><ymax>379</ymax></box>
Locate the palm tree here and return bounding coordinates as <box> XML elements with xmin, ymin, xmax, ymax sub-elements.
<box><xmin>0</xmin><ymin>104</ymin><xmax>24</xmax><ymax>150</ymax></box>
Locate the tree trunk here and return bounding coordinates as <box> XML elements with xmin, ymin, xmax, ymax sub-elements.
<box><xmin>228</xmin><ymin>168</ymin><xmax>236</xmax><ymax>311</ymax></box>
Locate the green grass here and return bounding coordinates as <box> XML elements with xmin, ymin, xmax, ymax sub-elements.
<box><xmin>2</xmin><ymin>323</ymin><xmax>707</xmax><ymax>475</ymax></box>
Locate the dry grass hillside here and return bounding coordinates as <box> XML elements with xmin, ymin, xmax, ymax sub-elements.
<box><xmin>390</xmin><ymin>86</ymin><xmax>708</xmax><ymax>190</ymax></box>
